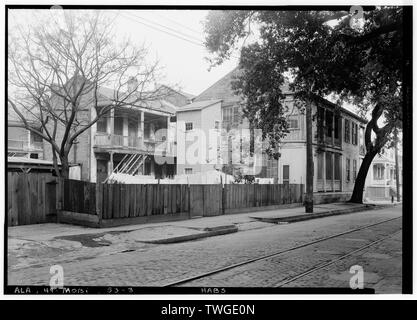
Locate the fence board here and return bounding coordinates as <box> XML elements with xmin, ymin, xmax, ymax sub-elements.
<box><xmin>46</xmin><ymin>180</ymin><xmax>304</xmax><ymax>225</ymax></box>
<box><xmin>7</xmin><ymin>172</ymin><xmax>58</xmax><ymax>226</ymax></box>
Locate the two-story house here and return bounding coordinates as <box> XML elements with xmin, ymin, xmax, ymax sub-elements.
<box><xmin>176</xmin><ymin>68</ymin><xmax>368</xmax><ymax>202</ymax></box>
<box><xmin>42</xmin><ymin>77</ymin><xmax>190</xmax><ymax>183</ymax></box>
<box><xmin>364</xmin><ymin>147</ymin><xmax>403</xmax><ymax>201</ymax></box>
<box><xmin>279</xmin><ymin>94</ymin><xmax>367</xmax><ymax>202</ymax></box>
<box><xmin>8</xmin><ymin>106</ymin><xmax>44</xmax><ymax>159</ymax></box>
<box><xmin>176</xmin><ymin>69</ymin><xmax>277</xmax><ymax>180</ymax></box>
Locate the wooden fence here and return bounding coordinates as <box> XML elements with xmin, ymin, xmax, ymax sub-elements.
<box><xmin>7</xmin><ymin>173</ymin><xmax>304</xmax><ymax>227</ymax></box>
<box><xmin>7</xmin><ymin>172</ymin><xmax>58</xmax><ymax>226</ymax></box>
<box><xmin>224</xmin><ymin>184</ymin><xmax>304</xmax><ymax>211</ymax></box>
<box><xmin>58</xmin><ymin>181</ymin><xmax>304</xmax><ymax>227</ymax></box>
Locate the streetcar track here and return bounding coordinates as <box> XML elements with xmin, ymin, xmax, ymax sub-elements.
<box><xmin>163</xmin><ymin>216</ymin><xmax>401</xmax><ymax>287</ymax></box>
<box><xmin>274</xmin><ymin>229</ymin><xmax>402</xmax><ymax>287</ymax></box>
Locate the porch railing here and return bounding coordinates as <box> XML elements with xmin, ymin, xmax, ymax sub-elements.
<box><xmin>8</xmin><ymin>139</ymin><xmax>43</xmax><ymax>151</ymax></box>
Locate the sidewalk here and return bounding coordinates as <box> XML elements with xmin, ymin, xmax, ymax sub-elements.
<box><xmin>9</xmin><ymin>202</ymin><xmax>393</xmax><ymax>243</ymax></box>
<box><xmin>7</xmin><ymin>202</ymin><xmax>398</xmax><ymax>270</ymax></box>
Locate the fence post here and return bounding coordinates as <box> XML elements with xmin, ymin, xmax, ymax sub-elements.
<box><xmin>220</xmin><ymin>175</ymin><xmax>225</xmax><ymax>215</ymax></box>
<box><xmin>56</xmin><ymin>178</ymin><xmax>64</xmax><ymax>224</ymax></box>
<box><xmin>96</xmin><ymin>182</ymin><xmax>103</xmax><ymax>227</ymax></box>
<box><xmin>187</xmin><ymin>177</ymin><xmax>191</xmax><ymax>219</ymax></box>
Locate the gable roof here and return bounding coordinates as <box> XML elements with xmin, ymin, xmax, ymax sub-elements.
<box><xmin>193</xmin><ymin>68</ymin><xmax>294</xmax><ymax>104</ymax></box>
<box><xmin>193</xmin><ymin>68</ymin><xmax>241</xmax><ymax>103</ymax></box>
<box><xmin>158</xmin><ymin>85</ymin><xmax>195</xmax><ymax>100</ymax></box>
<box><xmin>195</xmin><ymin>68</ymin><xmax>366</xmax><ymax>124</ymax></box>
<box><xmin>176</xmin><ymin>99</ymin><xmax>222</xmax><ymax>112</ymax></box>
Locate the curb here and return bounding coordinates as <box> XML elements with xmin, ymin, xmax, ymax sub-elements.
<box><xmin>140</xmin><ymin>225</ymin><xmax>238</xmax><ymax>244</ymax></box>
<box><xmin>251</xmin><ymin>205</ymin><xmax>377</xmax><ymax>224</ymax></box>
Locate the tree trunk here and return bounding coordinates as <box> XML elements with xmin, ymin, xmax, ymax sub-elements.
<box><xmin>305</xmin><ymin>103</ymin><xmax>314</xmax><ymax>212</ymax></box>
<box><xmin>349</xmin><ymin>150</ymin><xmax>378</xmax><ymax>203</ymax></box>
<box><xmin>60</xmin><ymin>157</ymin><xmax>70</xmax><ymax>179</ymax></box>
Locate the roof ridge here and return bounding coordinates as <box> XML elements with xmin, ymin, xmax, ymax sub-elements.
<box><xmin>193</xmin><ymin>67</ymin><xmax>239</xmax><ymax>101</ymax></box>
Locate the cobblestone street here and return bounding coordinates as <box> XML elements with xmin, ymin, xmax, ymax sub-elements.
<box><xmin>8</xmin><ymin>206</ymin><xmax>402</xmax><ymax>292</ymax></box>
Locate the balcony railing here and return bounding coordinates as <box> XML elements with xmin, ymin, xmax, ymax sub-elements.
<box><xmin>8</xmin><ymin>139</ymin><xmax>43</xmax><ymax>151</ymax></box>
<box><xmin>94</xmin><ymin>133</ymin><xmax>141</xmax><ymax>148</ymax></box>
<box><xmin>94</xmin><ymin>133</ymin><xmax>175</xmax><ymax>156</ymax></box>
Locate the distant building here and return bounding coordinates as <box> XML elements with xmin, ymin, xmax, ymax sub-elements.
<box><xmin>7</xmin><ymin>121</ymin><xmax>44</xmax><ymax>159</ymax></box>
<box><xmin>176</xmin><ymin>69</ymin><xmax>277</xmax><ymax>180</ymax></box>
<box><xmin>279</xmin><ymin>94</ymin><xmax>367</xmax><ymax>201</ymax></box>
<box><xmin>364</xmin><ymin>147</ymin><xmax>402</xmax><ymax>201</ymax></box>
<box><xmin>176</xmin><ymin>68</ymin><xmax>368</xmax><ymax>202</ymax></box>
<box><xmin>7</xmin><ymin>104</ymin><xmax>44</xmax><ymax>159</ymax></box>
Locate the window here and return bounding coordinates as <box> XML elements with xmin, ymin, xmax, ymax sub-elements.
<box><xmin>326</xmin><ymin>152</ymin><xmax>333</xmax><ymax>180</ymax></box>
<box><xmin>283</xmin><ymin>165</ymin><xmax>290</xmax><ymax>184</ymax></box>
<box><xmin>353</xmin><ymin>159</ymin><xmax>357</xmax><ymax>181</ymax></box>
<box><xmin>184</xmin><ymin>168</ymin><xmax>193</xmax><ymax>175</ymax></box>
<box><xmin>317</xmin><ymin>153</ymin><xmax>324</xmax><ymax>179</ymax></box>
<box><xmin>96</xmin><ymin>116</ymin><xmax>107</xmax><ymax>133</ymax></box>
<box><xmin>325</xmin><ymin>111</ymin><xmax>333</xmax><ymax>137</ymax></box>
<box><xmin>346</xmin><ymin>158</ymin><xmax>350</xmax><ymax>182</ymax></box>
<box><xmin>31</xmin><ymin>131</ymin><xmax>43</xmax><ymax>143</ymax></box>
<box><xmin>317</xmin><ymin>107</ymin><xmax>325</xmax><ymax>141</ymax></box>
<box><xmin>373</xmin><ymin>164</ymin><xmax>385</xmax><ymax>180</ymax></box>
<box><xmin>233</xmin><ymin>106</ymin><xmax>241</xmax><ymax>124</ymax></box>
<box><xmin>352</xmin><ymin>123</ymin><xmax>358</xmax><ymax>145</ymax></box>
<box><xmin>334</xmin><ymin>154</ymin><xmax>341</xmax><ymax>180</ymax></box>
<box><xmin>223</xmin><ymin>107</ymin><xmax>233</xmax><ymax>122</ymax></box>
<box><xmin>185</xmin><ymin>122</ymin><xmax>193</xmax><ymax>131</ymax></box>
<box><xmin>334</xmin><ymin>115</ymin><xmax>340</xmax><ymax>140</ymax></box>
<box><xmin>344</xmin><ymin>119</ymin><xmax>350</xmax><ymax>143</ymax></box>
<box><xmin>288</xmin><ymin>117</ymin><xmax>299</xmax><ymax>130</ymax></box>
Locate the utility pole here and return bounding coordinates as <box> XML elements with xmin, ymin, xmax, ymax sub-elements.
<box><xmin>305</xmin><ymin>102</ymin><xmax>314</xmax><ymax>213</ymax></box>
<box><xmin>394</xmin><ymin>128</ymin><xmax>401</xmax><ymax>202</ymax></box>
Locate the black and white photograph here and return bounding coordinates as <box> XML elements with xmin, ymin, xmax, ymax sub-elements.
<box><xmin>3</xmin><ymin>2</ymin><xmax>412</xmax><ymax>298</ymax></box>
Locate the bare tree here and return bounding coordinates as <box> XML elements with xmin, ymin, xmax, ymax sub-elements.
<box><xmin>8</xmin><ymin>10</ymin><xmax>164</xmax><ymax>178</ymax></box>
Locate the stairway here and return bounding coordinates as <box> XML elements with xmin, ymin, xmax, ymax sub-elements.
<box><xmin>104</xmin><ymin>153</ymin><xmax>147</xmax><ymax>183</ymax></box>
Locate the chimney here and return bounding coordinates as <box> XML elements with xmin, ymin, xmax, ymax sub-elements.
<box><xmin>127</xmin><ymin>76</ymin><xmax>138</xmax><ymax>93</ymax></box>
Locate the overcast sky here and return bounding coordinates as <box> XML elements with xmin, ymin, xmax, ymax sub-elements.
<box><xmin>108</xmin><ymin>10</ymin><xmax>240</xmax><ymax>96</ymax></box>
<box><xmin>9</xmin><ymin>9</ymin><xmax>240</xmax><ymax>97</ymax></box>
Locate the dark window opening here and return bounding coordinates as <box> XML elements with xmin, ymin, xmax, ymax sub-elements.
<box><xmin>326</xmin><ymin>152</ymin><xmax>333</xmax><ymax>180</ymax></box>
<box><xmin>283</xmin><ymin>165</ymin><xmax>290</xmax><ymax>184</ymax></box>
<box><xmin>344</xmin><ymin>119</ymin><xmax>350</xmax><ymax>143</ymax></box>
<box><xmin>325</xmin><ymin>111</ymin><xmax>333</xmax><ymax>138</ymax></box>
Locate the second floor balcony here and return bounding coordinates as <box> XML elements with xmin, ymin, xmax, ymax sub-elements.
<box><xmin>94</xmin><ymin>133</ymin><xmax>175</xmax><ymax>156</ymax></box>
<box><xmin>8</xmin><ymin>139</ymin><xmax>43</xmax><ymax>152</ymax></box>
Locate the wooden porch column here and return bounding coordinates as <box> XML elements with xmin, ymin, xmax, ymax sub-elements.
<box><xmin>141</xmin><ymin>111</ymin><xmax>145</xmax><ymax>149</ymax></box>
<box><xmin>166</xmin><ymin>116</ymin><xmax>171</xmax><ymax>154</ymax></box>
<box><xmin>108</xmin><ymin>151</ymin><xmax>114</xmax><ymax>174</ymax></box>
<box><xmin>108</xmin><ymin>108</ymin><xmax>114</xmax><ymax>135</ymax></box>
<box><xmin>123</xmin><ymin>115</ymin><xmax>128</xmax><ymax>146</ymax></box>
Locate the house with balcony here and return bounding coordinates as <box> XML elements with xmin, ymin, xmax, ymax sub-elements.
<box><xmin>7</xmin><ymin>120</ymin><xmax>44</xmax><ymax>159</ymax></box>
<box><xmin>39</xmin><ymin>77</ymin><xmax>189</xmax><ymax>183</ymax></box>
<box><xmin>92</xmin><ymin>97</ymin><xmax>178</xmax><ymax>183</ymax></box>
<box><xmin>176</xmin><ymin>68</ymin><xmax>368</xmax><ymax>202</ymax></box>
<box><xmin>279</xmin><ymin>94</ymin><xmax>367</xmax><ymax>202</ymax></box>
<box><xmin>364</xmin><ymin>147</ymin><xmax>403</xmax><ymax>201</ymax></box>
